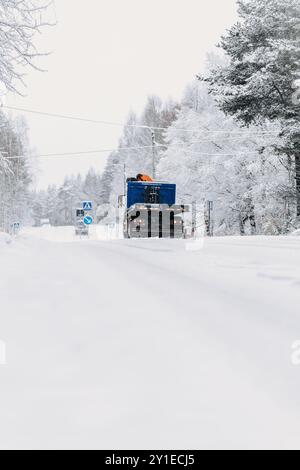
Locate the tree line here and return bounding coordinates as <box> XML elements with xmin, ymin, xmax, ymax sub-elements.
<box><xmin>0</xmin><ymin>0</ymin><xmax>51</xmax><ymax>232</ymax></box>
<box><xmin>31</xmin><ymin>169</ymin><xmax>107</xmax><ymax>226</ymax></box>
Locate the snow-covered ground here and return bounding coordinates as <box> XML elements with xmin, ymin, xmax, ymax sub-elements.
<box><xmin>24</xmin><ymin>224</ymin><xmax>119</xmax><ymax>242</ymax></box>
<box><xmin>1</xmin><ymin>227</ymin><xmax>300</xmax><ymax>449</ymax></box>
<box><xmin>0</xmin><ymin>231</ymin><xmax>11</xmax><ymax>246</ymax></box>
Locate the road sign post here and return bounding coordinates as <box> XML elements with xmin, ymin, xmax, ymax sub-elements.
<box><xmin>11</xmin><ymin>222</ymin><xmax>20</xmax><ymax>235</ymax></box>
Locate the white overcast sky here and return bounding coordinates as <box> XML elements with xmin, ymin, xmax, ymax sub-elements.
<box><xmin>6</xmin><ymin>0</ymin><xmax>238</xmax><ymax>189</ymax></box>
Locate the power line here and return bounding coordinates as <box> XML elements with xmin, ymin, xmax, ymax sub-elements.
<box><xmin>1</xmin><ymin>104</ymin><xmax>280</xmax><ymax>136</ymax></box>
<box><xmin>1</xmin><ymin>131</ymin><xmax>278</xmax><ymax>161</ymax></box>
<box><xmin>4</xmin><ymin>144</ymin><xmax>166</xmax><ymax>159</ymax></box>
<box><xmin>4</xmin><ymin>148</ymin><xmax>263</xmax><ymax>161</ymax></box>
<box><xmin>0</xmin><ymin>104</ymin><xmax>280</xmax><ymax>166</ymax></box>
<box><xmin>3</xmin><ymin>136</ymin><xmax>269</xmax><ymax>159</ymax></box>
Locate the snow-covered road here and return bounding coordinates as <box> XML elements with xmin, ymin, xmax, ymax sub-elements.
<box><xmin>1</xmin><ymin>228</ymin><xmax>300</xmax><ymax>449</ymax></box>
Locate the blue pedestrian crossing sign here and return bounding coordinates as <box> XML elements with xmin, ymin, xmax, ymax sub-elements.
<box><xmin>83</xmin><ymin>201</ymin><xmax>93</xmax><ymax>211</ymax></box>
<box><xmin>83</xmin><ymin>215</ymin><xmax>93</xmax><ymax>226</ymax></box>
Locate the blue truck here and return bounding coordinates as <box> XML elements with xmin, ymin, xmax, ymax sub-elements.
<box><xmin>123</xmin><ymin>179</ymin><xmax>188</xmax><ymax>239</ymax></box>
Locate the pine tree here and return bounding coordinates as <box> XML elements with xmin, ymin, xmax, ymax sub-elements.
<box><xmin>203</xmin><ymin>0</ymin><xmax>300</xmax><ymax>217</ymax></box>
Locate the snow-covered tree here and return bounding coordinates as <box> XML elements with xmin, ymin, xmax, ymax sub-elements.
<box><xmin>0</xmin><ymin>112</ymin><xmax>32</xmax><ymax>231</ymax></box>
<box><xmin>203</xmin><ymin>0</ymin><xmax>300</xmax><ymax>218</ymax></box>
<box><xmin>158</xmin><ymin>78</ymin><xmax>291</xmax><ymax>235</ymax></box>
<box><xmin>0</xmin><ymin>1</ymin><xmax>52</xmax><ymax>232</ymax></box>
<box><xmin>31</xmin><ymin>169</ymin><xmax>106</xmax><ymax>226</ymax></box>
<box><xmin>0</xmin><ymin>0</ymin><xmax>52</xmax><ymax>93</ymax></box>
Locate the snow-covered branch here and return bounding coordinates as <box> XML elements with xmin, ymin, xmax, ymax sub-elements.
<box><xmin>0</xmin><ymin>0</ymin><xmax>54</xmax><ymax>93</ymax></box>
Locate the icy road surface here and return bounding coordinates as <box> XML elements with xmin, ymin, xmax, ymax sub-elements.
<box><xmin>1</xmin><ymin>227</ymin><xmax>300</xmax><ymax>449</ymax></box>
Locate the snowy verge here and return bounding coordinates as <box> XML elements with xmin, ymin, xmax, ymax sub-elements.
<box><xmin>0</xmin><ymin>231</ymin><xmax>11</xmax><ymax>246</ymax></box>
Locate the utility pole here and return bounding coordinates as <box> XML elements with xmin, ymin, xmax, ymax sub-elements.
<box><xmin>296</xmin><ymin>154</ymin><xmax>300</xmax><ymax>217</ymax></box>
<box><xmin>192</xmin><ymin>201</ymin><xmax>197</xmax><ymax>238</ymax></box>
<box><xmin>123</xmin><ymin>163</ymin><xmax>127</xmax><ymax>196</ymax></box>
<box><xmin>151</xmin><ymin>128</ymin><xmax>156</xmax><ymax>180</ymax></box>
<box><xmin>205</xmin><ymin>201</ymin><xmax>214</xmax><ymax>237</ymax></box>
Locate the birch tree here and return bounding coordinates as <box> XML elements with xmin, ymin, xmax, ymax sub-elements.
<box><xmin>0</xmin><ymin>0</ymin><xmax>52</xmax><ymax>93</ymax></box>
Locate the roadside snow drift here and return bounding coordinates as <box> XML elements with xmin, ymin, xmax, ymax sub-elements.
<box><xmin>0</xmin><ymin>232</ymin><xmax>11</xmax><ymax>246</ymax></box>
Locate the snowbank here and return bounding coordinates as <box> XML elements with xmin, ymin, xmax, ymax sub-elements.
<box><xmin>0</xmin><ymin>231</ymin><xmax>11</xmax><ymax>246</ymax></box>
<box><xmin>290</xmin><ymin>229</ymin><xmax>300</xmax><ymax>236</ymax></box>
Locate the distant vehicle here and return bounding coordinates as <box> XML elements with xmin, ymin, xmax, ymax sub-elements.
<box><xmin>40</xmin><ymin>218</ymin><xmax>51</xmax><ymax>227</ymax></box>
<box><xmin>75</xmin><ymin>221</ymin><xmax>89</xmax><ymax>237</ymax></box>
<box><xmin>122</xmin><ymin>177</ymin><xmax>189</xmax><ymax>239</ymax></box>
